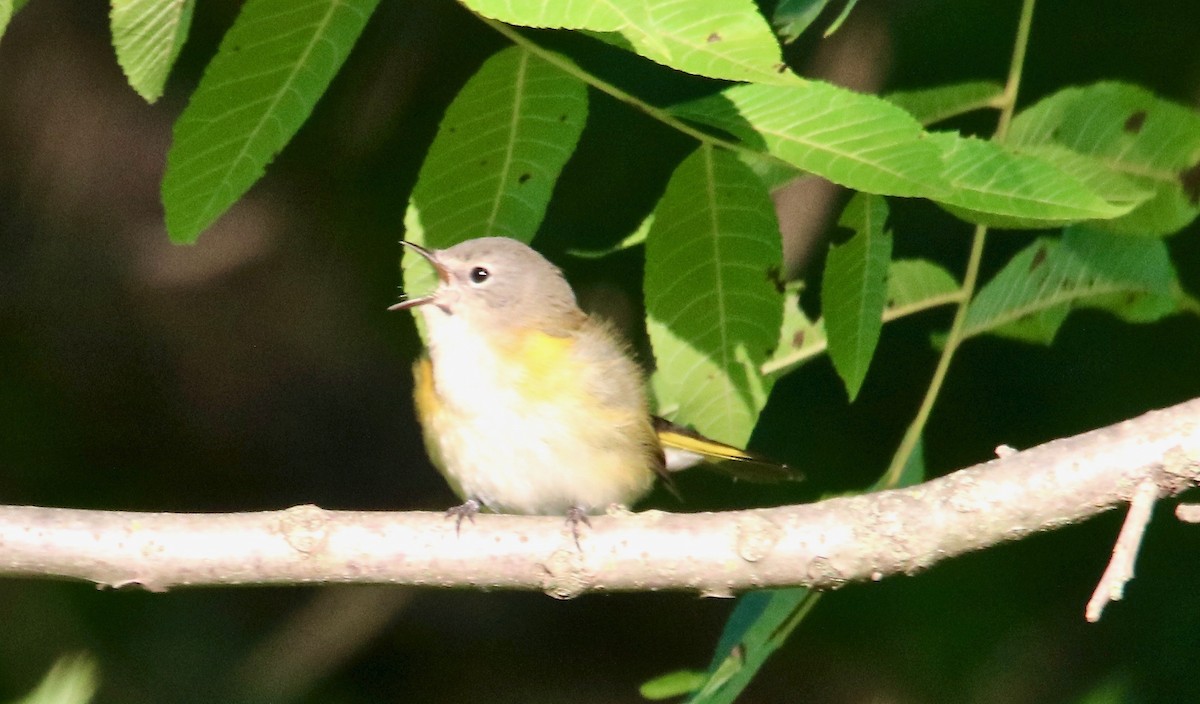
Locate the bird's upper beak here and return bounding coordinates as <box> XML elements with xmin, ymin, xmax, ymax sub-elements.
<box><xmin>389</xmin><ymin>241</ymin><xmax>449</xmax><ymax>311</ymax></box>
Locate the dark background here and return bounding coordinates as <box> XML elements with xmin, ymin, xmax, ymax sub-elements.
<box><xmin>1</xmin><ymin>0</ymin><xmax>1198</xmax><ymax>701</ymax></box>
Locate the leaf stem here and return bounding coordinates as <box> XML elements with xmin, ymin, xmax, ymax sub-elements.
<box><xmin>880</xmin><ymin>0</ymin><xmax>1037</xmax><ymax>488</ymax></box>
<box><xmin>480</xmin><ymin>18</ymin><xmax>784</xmax><ymax>170</ymax></box>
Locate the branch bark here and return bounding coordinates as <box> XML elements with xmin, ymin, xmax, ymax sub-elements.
<box><xmin>1</xmin><ymin>398</ymin><xmax>1198</xmax><ymax>598</ymax></box>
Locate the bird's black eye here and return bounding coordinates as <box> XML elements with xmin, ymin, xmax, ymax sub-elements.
<box><xmin>469</xmin><ymin>266</ymin><xmax>490</xmax><ymax>284</ymax></box>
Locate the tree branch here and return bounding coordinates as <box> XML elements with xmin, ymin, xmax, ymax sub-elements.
<box><xmin>2</xmin><ymin>399</ymin><xmax>1198</xmax><ymax>598</ymax></box>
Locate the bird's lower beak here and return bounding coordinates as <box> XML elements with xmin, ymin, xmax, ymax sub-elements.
<box><xmin>389</xmin><ymin>241</ymin><xmax>449</xmax><ymax>311</ymax></box>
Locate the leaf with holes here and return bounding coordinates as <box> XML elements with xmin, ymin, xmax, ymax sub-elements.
<box><xmin>401</xmin><ymin>46</ymin><xmax>587</xmax><ymax>302</ymax></box>
<box><xmin>645</xmin><ymin>146</ymin><xmax>783</xmax><ymax>446</ymax></box>
<box><xmin>1008</xmin><ymin>82</ymin><xmax>1200</xmax><ymax>236</ymax></box>
<box><xmin>822</xmin><ymin>193</ymin><xmax>891</xmax><ymax>400</ymax></box>
<box><xmin>162</xmin><ymin>0</ymin><xmax>380</xmax><ymax>243</ymax></box>
<box><xmin>464</xmin><ymin>0</ymin><xmax>796</xmax><ymax>85</ymax></box>
<box><xmin>672</xmin><ymin>81</ymin><xmax>948</xmax><ymax>198</ymax></box>
<box><xmin>963</xmin><ymin>227</ymin><xmax>1177</xmax><ymax>343</ymax></box>
<box><xmin>110</xmin><ymin>0</ymin><xmax>196</xmax><ymax>102</ymax></box>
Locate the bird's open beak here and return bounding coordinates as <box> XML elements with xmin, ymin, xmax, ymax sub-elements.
<box><xmin>389</xmin><ymin>241</ymin><xmax>449</xmax><ymax>311</ymax></box>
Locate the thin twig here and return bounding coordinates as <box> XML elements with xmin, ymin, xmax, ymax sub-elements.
<box><xmin>1085</xmin><ymin>479</ymin><xmax>1159</xmax><ymax>622</ymax></box>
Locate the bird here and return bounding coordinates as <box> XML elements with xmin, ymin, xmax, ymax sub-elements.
<box><xmin>390</xmin><ymin>236</ymin><xmax>793</xmax><ymax>535</ymax></box>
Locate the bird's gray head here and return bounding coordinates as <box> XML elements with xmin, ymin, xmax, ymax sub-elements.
<box><xmin>390</xmin><ymin>237</ymin><xmax>584</xmax><ymax>334</ymax></box>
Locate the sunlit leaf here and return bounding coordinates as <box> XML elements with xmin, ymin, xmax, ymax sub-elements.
<box><xmin>672</xmin><ymin>81</ymin><xmax>948</xmax><ymax>198</ymax></box>
<box><xmin>822</xmin><ymin>193</ymin><xmax>891</xmax><ymax>400</ymax></box>
<box><xmin>402</xmin><ymin>46</ymin><xmax>587</xmax><ymax>299</ymax></box>
<box><xmin>645</xmin><ymin>146</ymin><xmax>783</xmax><ymax>446</ymax></box>
<box><xmin>464</xmin><ymin>0</ymin><xmax>798</xmax><ymax>84</ymax></box>
<box><xmin>162</xmin><ymin>0</ymin><xmax>380</xmax><ymax>243</ymax></box>
<box><xmin>930</xmin><ymin>132</ymin><xmax>1134</xmax><ymax>228</ymax></box>
<box><xmin>110</xmin><ymin>0</ymin><xmax>196</xmax><ymax>102</ymax></box>
<box><xmin>1009</xmin><ymin>82</ymin><xmax>1200</xmax><ymax>236</ymax></box>
<box><xmin>0</xmin><ymin>0</ymin><xmax>13</xmax><ymax>44</ymax></box>
<box><xmin>640</xmin><ymin>669</ymin><xmax>706</xmax><ymax>700</ymax></box>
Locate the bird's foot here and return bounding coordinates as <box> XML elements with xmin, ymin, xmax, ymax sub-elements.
<box><xmin>565</xmin><ymin>506</ymin><xmax>592</xmax><ymax>550</ymax></box>
<box><xmin>445</xmin><ymin>499</ymin><xmax>481</xmax><ymax>535</ymax></box>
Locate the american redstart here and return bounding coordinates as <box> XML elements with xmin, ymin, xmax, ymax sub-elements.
<box><xmin>390</xmin><ymin>237</ymin><xmax>793</xmax><ymax>530</ymax></box>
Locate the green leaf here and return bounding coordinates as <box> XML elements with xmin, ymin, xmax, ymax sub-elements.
<box><xmin>672</xmin><ymin>81</ymin><xmax>948</xmax><ymax>198</ymax></box>
<box><xmin>645</xmin><ymin>146</ymin><xmax>784</xmax><ymax>446</ymax></box>
<box><xmin>930</xmin><ymin>132</ymin><xmax>1134</xmax><ymax>228</ymax></box>
<box><xmin>567</xmin><ymin>212</ymin><xmax>653</xmax><ymax>259</ymax></box>
<box><xmin>761</xmin><ymin>280</ymin><xmax>825</xmax><ymax>377</ymax></box>
<box><xmin>640</xmin><ymin>669</ymin><xmax>706</xmax><ymax>700</ymax></box>
<box><xmin>822</xmin><ymin>193</ymin><xmax>892</xmax><ymax>400</ymax></box>
<box><xmin>1009</xmin><ymin>82</ymin><xmax>1200</xmax><ymax>237</ymax></box>
<box><xmin>761</xmin><ymin>258</ymin><xmax>959</xmax><ymax>378</ymax></box>
<box><xmin>464</xmin><ymin>0</ymin><xmax>797</xmax><ymax>85</ymax></box>
<box><xmin>770</xmin><ymin>0</ymin><xmax>830</xmax><ymax>43</ymax></box>
<box><xmin>14</xmin><ymin>655</ymin><xmax>98</xmax><ymax>704</ymax></box>
<box><xmin>110</xmin><ymin>0</ymin><xmax>196</xmax><ymax>102</ymax></box>
<box><xmin>885</xmin><ymin>81</ymin><xmax>1003</xmax><ymax>126</ymax></box>
<box><xmin>162</xmin><ymin>0</ymin><xmax>380</xmax><ymax>243</ymax></box>
<box><xmin>963</xmin><ymin>227</ymin><xmax>1177</xmax><ymax>343</ymax></box>
<box><xmin>822</xmin><ymin>0</ymin><xmax>860</xmax><ymax>36</ymax></box>
<box><xmin>885</xmin><ymin>259</ymin><xmax>960</xmax><ymax>316</ymax></box>
<box><xmin>0</xmin><ymin>0</ymin><xmax>12</xmax><ymax>45</ymax></box>
<box><xmin>402</xmin><ymin>46</ymin><xmax>588</xmax><ymax>299</ymax></box>
<box><xmin>687</xmin><ymin>588</ymin><xmax>817</xmax><ymax>704</ymax></box>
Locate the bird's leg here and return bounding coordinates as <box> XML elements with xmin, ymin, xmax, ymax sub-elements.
<box><xmin>565</xmin><ymin>505</ymin><xmax>592</xmax><ymax>550</ymax></box>
<box><xmin>445</xmin><ymin>498</ymin><xmax>481</xmax><ymax>535</ymax></box>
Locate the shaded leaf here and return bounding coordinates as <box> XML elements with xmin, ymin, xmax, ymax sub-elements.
<box><xmin>672</xmin><ymin>81</ymin><xmax>948</xmax><ymax>198</ymax></box>
<box><xmin>822</xmin><ymin>193</ymin><xmax>891</xmax><ymax>400</ymax></box>
<box><xmin>771</xmin><ymin>0</ymin><xmax>830</xmax><ymax>43</ymax></box>
<box><xmin>402</xmin><ymin>46</ymin><xmax>587</xmax><ymax>298</ymax></box>
<box><xmin>762</xmin><ymin>259</ymin><xmax>959</xmax><ymax>378</ymax></box>
<box><xmin>687</xmin><ymin>588</ymin><xmax>816</xmax><ymax>704</ymax></box>
<box><xmin>761</xmin><ymin>280</ymin><xmax>825</xmax><ymax>377</ymax></box>
<box><xmin>14</xmin><ymin>654</ymin><xmax>98</xmax><ymax>704</ymax></box>
<box><xmin>110</xmin><ymin>0</ymin><xmax>196</xmax><ymax>102</ymax></box>
<box><xmin>162</xmin><ymin>0</ymin><xmax>380</xmax><ymax>243</ymax></box>
<box><xmin>645</xmin><ymin>146</ymin><xmax>783</xmax><ymax>446</ymax></box>
<box><xmin>885</xmin><ymin>259</ymin><xmax>960</xmax><ymax>316</ymax></box>
<box><xmin>886</xmin><ymin>81</ymin><xmax>1003</xmax><ymax>126</ymax></box>
<box><xmin>963</xmin><ymin>227</ymin><xmax>1177</xmax><ymax>343</ymax></box>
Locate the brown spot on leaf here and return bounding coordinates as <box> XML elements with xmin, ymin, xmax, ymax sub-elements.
<box><xmin>774</xmin><ymin>63</ymin><xmax>788</xmax><ymax>74</ymax></box>
<box><xmin>1180</xmin><ymin>161</ymin><xmax>1200</xmax><ymax>205</ymax></box>
<box><xmin>1124</xmin><ymin>110</ymin><xmax>1148</xmax><ymax>133</ymax></box>
<box><xmin>517</xmin><ymin>172</ymin><xmax>532</xmax><ymax>185</ymax></box>
<box><xmin>791</xmin><ymin>330</ymin><xmax>805</xmax><ymax>349</ymax></box>
<box><xmin>1030</xmin><ymin>246</ymin><xmax>1048</xmax><ymax>272</ymax></box>
<box><xmin>707</xmin><ymin>32</ymin><xmax>722</xmax><ymax>43</ymax></box>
